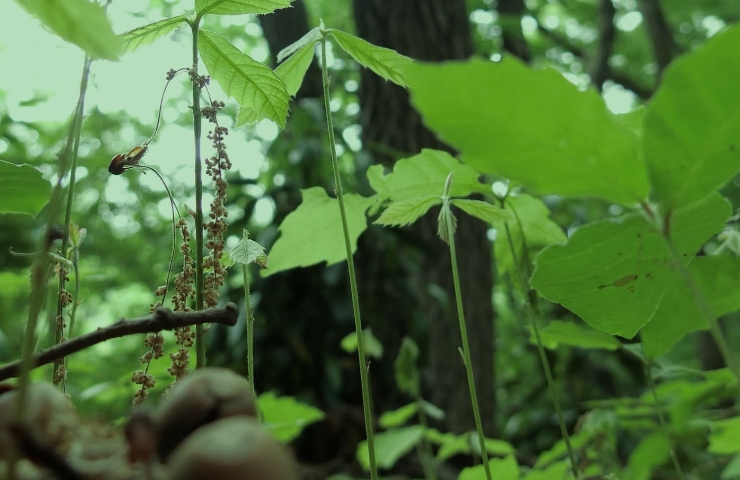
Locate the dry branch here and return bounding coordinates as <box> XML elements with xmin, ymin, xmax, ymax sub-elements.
<box><xmin>0</xmin><ymin>304</ymin><xmax>239</xmax><ymax>382</ymax></box>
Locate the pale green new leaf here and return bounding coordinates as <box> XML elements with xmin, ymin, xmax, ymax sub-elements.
<box><xmin>641</xmin><ymin>255</ymin><xmax>740</xmax><ymax>358</ymax></box>
<box><xmin>379</xmin><ymin>403</ymin><xmax>418</xmax><ymax>429</ymax></box>
<box><xmin>328</xmin><ymin>28</ymin><xmax>413</xmax><ymax>87</ymax></box>
<box><xmin>340</xmin><ymin>328</ymin><xmax>383</xmax><ymax>359</ymax></box>
<box><xmin>495</xmin><ymin>194</ymin><xmax>566</xmax><ymax>277</ymax></box>
<box><xmin>645</xmin><ymin>24</ymin><xmax>740</xmax><ymax>209</ymax></box>
<box><xmin>394</xmin><ymin>337</ymin><xmax>420</xmax><ymax>396</ymax></box>
<box><xmin>277</xmin><ymin>26</ymin><xmax>321</xmax><ymax>63</ymax></box>
<box><xmin>406</xmin><ymin>58</ymin><xmax>648</xmax><ymax>205</ymax></box>
<box><xmin>710</xmin><ymin>416</ymin><xmax>740</xmax><ymax>455</ymax></box>
<box><xmin>229</xmin><ymin>237</ymin><xmax>268</xmax><ymax>266</ymax></box>
<box><xmin>275</xmin><ymin>43</ymin><xmax>315</xmax><ymax>97</ymax></box>
<box><xmin>367</xmin><ymin>149</ymin><xmax>489</xmax><ymax>203</ymax></box>
<box><xmin>375</xmin><ymin>195</ymin><xmax>441</xmax><ymax>227</ymax></box>
<box><xmin>459</xmin><ymin>455</ymin><xmax>519</xmax><ymax>480</ymax></box>
<box><xmin>531</xmin><ymin>193</ymin><xmax>730</xmax><ymax>338</ymax></box>
<box><xmin>437</xmin><ymin>203</ymin><xmax>456</xmax><ymax>244</ymax></box>
<box><xmin>258</xmin><ymin>391</ymin><xmax>325</xmax><ymax>443</ymax></box>
<box><xmin>120</xmin><ymin>16</ymin><xmax>187</xmax><ymax>54</ymax></box>
<box><xmin>452</xmin><ymin>199</ymin><xmax>511</xmax><ymax>225</ymax></box>
<box><xmin>0</xmin><ymin>160</ymin><xmax>50</xmax><ymax>216</ymax></box>
<box><xmin>15</xmin><ymin>0</ymin><xmax>122</xmax><ymax>60</ymax></box>
<box><xmin>265</xmin><ymin>187</ymin><xmax>375</xmax><ymax>275</ymax></box>
<box><xmin>196</xmin><ymin>0</ymin><xmax>293</xmax><ymax>16</ymax></box>
<box><xmin>198</xmin><ymin>30</ymin><xmax>290</xmax><ymax>127</ymax></box>
<box><xmin>357</xmin><ymin>426</ymin><xmax>424</xmax><ymax>471</ymax></box>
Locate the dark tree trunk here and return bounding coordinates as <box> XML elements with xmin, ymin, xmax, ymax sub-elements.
<box><xmin>352</xmin><ymin>0</ymin><xmax>496</xmax><ymax>436</ymax></box>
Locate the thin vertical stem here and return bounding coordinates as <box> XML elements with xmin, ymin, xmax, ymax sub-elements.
<box><xmin>190</xmin><ymin>21</ymin><xmax>206</xmax><ymax>368</ymax></box>
<box><xmin>646</xmin><ymin>360</ymin><xmax>685</xmax><ymax>479</ymax></box>
<box><xmin>243</xmin><ymin>262</ymin><xmax>257</xmax><ymax>405</ymax></box>
<box><xmin>320</xmin><ymin>34</ymin><xmax>378</xmax><ymax>480</ymax></box>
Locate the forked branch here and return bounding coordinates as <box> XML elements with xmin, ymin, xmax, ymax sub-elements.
<box><xmin>0</xmin><ymin>304</ymin><xmax>239</xmax><ymax>382</ymax></box>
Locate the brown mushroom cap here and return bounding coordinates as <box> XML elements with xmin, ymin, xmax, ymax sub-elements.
<box><xmin>155</xmin><ymin>367</ymin><xmax>257</xmax><ymax>461</ymax></box>
<box><xmin>166</xmin><ymin>417</ymin><xmax>298</xmax><ymax>480</ymax></box>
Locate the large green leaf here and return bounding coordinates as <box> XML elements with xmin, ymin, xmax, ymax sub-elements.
<box><xmin>277</xmin><ymin>26</ymin><xmax>321</xmax><ymax>63</ymax></box>
<box><xmin>625</xmin><ymin>431</ymin><xmax>669</xmax><ymax>480</ymax></box>
<box><xmin>195</xmin><ymin>0</ymin><xmax>293</xmax><ymax>16</ymax></box>
<box><xmin>367</xmin><ymin>149</ymin><xmax>489</xmax><ymax>202</ymax></box>
<box><xmin>120</xmin><ymin>16</ymin><xmax>187</xmax><ymax>54</ymax></box>
<box><xmin>405</xmin><ymin>58</ymin><xmax>649</xmax><ymax>206</ymax></box>
<box><xmin>356</xmin><ymin>426</ymin><xmax>424</xmax><ymax>471</ymax></box>
<box><xmin>494</xmin><ymin>194</ymin><xmax>566</xmax><ymax>277</ymax></box>
<box><xmin>531</xmin><ymin>193</ymin><xmax>730</xmax><ymax>338</ymax></box>
<box><xmin>641</xmin><ymin>255</ymin><xmax>740</xmax><ymax>358</ymax></box>
<box><xmin>645</xmin><ymin>25</ymin><xmax>740</xmax><ymax>209</ymax></box>
<box><xmin>375</xmin><ymin>195</ymin><xmax>442</xmax><ymax>227</ymax></box>
<box><xmin>198</xmin><ymin>30</ymin><xmax>290</xmax><ymax>127</ymax></box>
<box><xmin>0</xmin><ymin>160</ymin><xmax>50</xmax><ymax>216</ymax></box>
<box><xmin>265</xmin><ymin>187</ymin><xmax>375</xmax><ymax>275</ymax></box>
<box><xmin>275</xmin><ymin>43</ymin><xmax>315</xmax><ymax>97</ymax></box>
<box><xmin>328</xmin><ymin>29</ymin><xmax>413</xmax><ymax>87</ymax></box>
<box><xmin>15</xmin><ymin>0</ymin><xmax>121</xmax><ymax>60</ymax></box>
<box><xmin>710</xmin><ymin>416</ymin><xmax>740</xmax><ymax>455</ymax></box>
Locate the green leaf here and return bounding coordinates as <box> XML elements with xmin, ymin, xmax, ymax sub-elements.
<box><xmin>721</xmin><ymin>454</ymin><xmax>740</xmax><ymax>480</ymax></box>
<box><xmin>534</xmin><ymin>320</ymin><xmax>621</xmax><ymax>350</ymax></box>
<box><xmin>451</xmin><ymin>199</ymin><xmax>511</xmax><ymax>225</ymax></box>
<box><xmin>228</xmin><ymin>237</ymin><xmax>268</xmax><ymax>267</ymax></box>
<box><xmin>521</xmin><ymin>461</ymin><xmax>570</xmax><ymax>480</ymax></box>
<box><xmin>437</xmin><ymin>432</ymin><xmax>514</xmax><ymax>462</ymax></box>
<box><xmin>641</xmin><ymin>255</ymin><xmax>740</xmax><ymax>358</ymax></box>
<box><xmin>459</xmin><ymin>455</ymin><xmax>519</xmax><ymax>480</ymax></box>
<box><xmin>15</xmin><ymin>0</ymin><xmax>122</xmax><ymax>60</ymax></box>
<box><xmin>437</xmin><ymin>202</ymin><xmax>456</xmax><ymax>244</ymax></box>
<box><xmin>120</xmin><ymin>16</ymin><xmax>187</xmax><ymax>54</ymax></box>
<box><xmin>625</xmin><ymin>431</ymin><xmax>669</xmax><ymax>480</ymax></box>
<box><xmin>275</xmin><ymin>43</ymin><xmax>315</xmax><ymax>97</ymax></box>
<box><xmin>340</xmin><ymin>328</ymin><xmax>384</xmax><ymax>359</ymax></box>
<box><xmin>277</xmin><ymin>26</ymin><xmax>321</xmax><ymax>63</ymax></box>
<box><xmin>356</xmin><ymin>426</ymin><xmax>424</xmax><ymax>471</ymax></box>
<box><xmin>198</xmin><ymin>30</ymin><xmax>290</xmax><ymax>127</ymax></box>
<box><xmin>710</xmin><ymin>416</ymin><xmax>740</xmax><ymax>455</ymax></box>
<box><xmin>327</xmin><ymin>28</ymin><xmax>413</xmax><ymax>87</ymax></box>
<box><xmin>265</xmin><ymin>187</ymin><xmax>374</xmax><ymax>275</ymax></box>
<box><xmin>196</xmin><ymin>0</ymin><xmax>293</xmax><ymax>16</ymax></box>
<box><xmin>419</xmin><ymin>400</ymin><xmax>445</xmax><ymax>421</ymax></box>
<box><xmin>379</xmin><ymin>403</ymin><xmax>418</xmax><ymax>429</ymax></box>
<box><xmin>258</xmin><ymin>391</ymin><xmax>325</xmax><ymax>443</ymax></box>
<box><xmin>405</xmin><ymin>58</ymin><xmax>648</xmax><ymax>205</ymax></box>
<box><xmin>375</xmin><ymin>195</ymin><xmax>442</xmax><ymax>227</ymax></box>
<box><xmin>495</xmin><ymin>194</ymin><xmax>566</xmax><ymax>277</ymax></box>
<box><xmin>367</xmin><ymin>149</ymin><xmax>489</xmax><ymax>203</ymax></box>
<box><xmin>645</xmin><ymin>25</ymin><xmax>740</xmax><ymax>209</ymax></box>
<box><xmin>394</xmin><ymin>337</ymin><xmax>420</xmax><ymax>396</ymax></box>
<box><xmin>0</xmin><ymin>160</ymin><xmax>50</xmax><ymax>216</ymax></box>
<box><xmin>531</xmin><ymin>193</ymin><xmax>730</xmax><ymax>338</ymax></box>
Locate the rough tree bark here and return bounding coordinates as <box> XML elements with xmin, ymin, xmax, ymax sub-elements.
<box><xmin>352</xmin><ymin>0</ymin><xmax>496</xmax><ymax>436</ymax></box>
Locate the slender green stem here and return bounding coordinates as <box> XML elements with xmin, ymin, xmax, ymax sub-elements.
<box><xmin>502</xmin><ymin>221</ymin><xmax>579</xmax><ymax>478</ymax></box>
<box><xmin>446</xmin><ymin>220</ymin><xmax>493</xmax><ymax>480</ymax></box>
<box><xmin>416</xmin><ymin>398</ymin><xmax>438</xmax><ymax>480</ymax></box>
<box><xmin>190</xmin><ymin>21</ymin><xmax>206</xmax><ymax>368</ymax></box>
<box><xmin>320</xmin><ymin>34</ymin><xmax>378</xmax><ymax>480</ymax></box>
<box><xmin>242</xmin><ymin>261</ymin><xmax>257</xmax><ymax>406</ymax></box>
<box><xmin>646</xmin><ymin>360</ymin><xmax>685</xmax><ymax>479</ymax></box>
<box><xmin>663</xmin><ymin>237</ymin><xmax>740</xmax><ymax>384</ymax></box>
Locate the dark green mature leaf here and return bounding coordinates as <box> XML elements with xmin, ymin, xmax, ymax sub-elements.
<box><xmin>645</xmin><ymin>24</ymin><xmax>740</xmax><ymax>209</ymax></box>
<box><xmin>275</xmin><ymin>43</ymin><xmax>315</xmax><ymax>97</ymax></box>
<box><xmin>265</xmin><ymin>187</ymin><xmax>374</xmax><ymax>275</ymax></box>
<box><xmin>375</xmin><ymin>195</ymin><xmax>442</xmax><ymax>227</ymax></box>
<box><xmin>0</xmin><ymin>160</ymin><xmax>50</xmax><ymax>216</ymax></box>
<box><xmin>357</xmin><ymin>426</ymin><xmax>424</xmax><ymax>471</ymax></box>
<box><xmin>198</xmin><ymin>30</ymin><xmax>290</xmax><ymax>127</ymax></box>
<box><xmin>15</xmin><ymin>0</ymin><xmax>122</xmax><ymax>60</ymax></box>
<box><xmin>328</xmin><ymin>29</ymin><xmax>413</xmax><ymax>87</ymax></box>
<box><xmin>196</xmin><ymin>0</ymin><xmax>293</xmax><ymax>16</ymax></box>
<box><xmin>394</xmin><ymin>337</ymin><xmax>420</xmax><ymax>396</ymax></box>
<box><xmin>451</xmin><ymin>199</ymin><xmax>511</xmax><ymax>225</ymax></box>
<box><xmin>495</xmin><ymin>194</ymin><xmax>566</xmax><ymax>277</ymax></box>
<box><xmin>534</xmin><ymin>320</ymin><xmax>621</xmax><ymax>350</ymax></box>
<box><xmin>641</xmin><ymin>255</ymin><xmax>740</xmax><ymax>358</ymax></box>
<box><xmin>367</xmin><ymin>149</ymin><xmax>489</xmax><ymax>202</ymax></box>
<box><xmin>531</xmin><ymin>193</ymin><xmax>730</xmax><ymax>338</ymax></box>
<box><xmin>120</xmin><ymin>16</ymin><xmax>187</xmax><ymax>54</ymax></box>
<box><xmin>277</xmin><ymin>26</ymin><xmax>321</xmax><ymax>63</ymax></box>
<box><xmin>406</xmin><ymin>58</ymin><xmax>648</xmax><ymax>206</ymax></box>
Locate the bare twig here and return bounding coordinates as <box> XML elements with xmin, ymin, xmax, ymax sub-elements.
<box><xmin>0</xmin><ymin>304</ymin><xmax>238</xmax><ymax>382</ymax></box>
<box><xmin>589</xmin><ymin>0</ymin><xmax>617</xmax><ymax>91</ymax></box>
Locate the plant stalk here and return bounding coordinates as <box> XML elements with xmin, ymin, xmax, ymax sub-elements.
<box><xmin>320</xmin><ymin>34</ymin><xmax>378</xmax><ymax>480</ymax></box>
<box><xmin>646</xmin><ymin>360</ymin><xmax>685</xmax><ymax>479</ymax></box>
<box><xmin>242</xmin><ymin>262</ymin><xmax>257</xmax><ymax>406</ymax></box>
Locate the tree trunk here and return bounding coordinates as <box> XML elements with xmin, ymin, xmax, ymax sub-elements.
<box><xmin>352</xmin><ymin>0</ymin><xmax>496</xmax><ymax>436</ymax></box>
